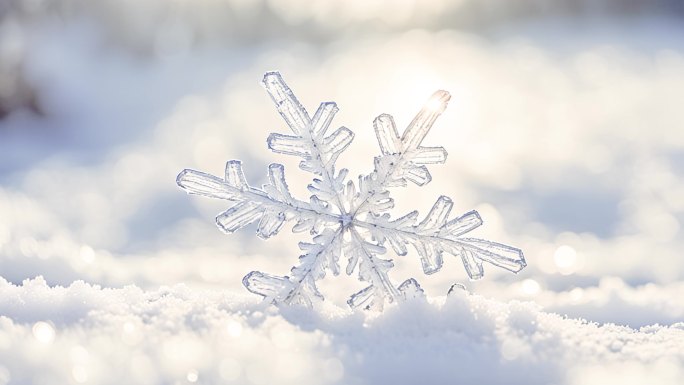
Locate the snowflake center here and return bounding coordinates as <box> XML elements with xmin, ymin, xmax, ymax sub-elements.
<box><xmin>340</xmin><ymin>214</ymin><xmax>353</xmax><ymax>227</ymax></box>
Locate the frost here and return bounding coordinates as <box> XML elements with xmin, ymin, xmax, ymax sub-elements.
<box><xmin>177</xmin><ymin>71</ymin><xmax>526</xmax><ymax>310</ymax></box>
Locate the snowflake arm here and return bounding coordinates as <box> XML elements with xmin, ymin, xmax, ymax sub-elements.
<box><xmin>356</xmin><ymin>196</ymin><xmax>526</xmax><ymax>280</ymax></box>
<box><xmin>243</xmin><ymin>227</ymin><xmax>344</xmax><ymax>307</ymax></box>
<box><xmin>177</xmin><ymin>160</ymin><xmax>338</xmax><ymax>238</ymax></box>
<box><xmin>232</xmin><ymin>73</ymin><xmax>356</xmax><ymax>307</ymax></box>
<box><xmin>350</xmin><ymin>91</ymin><xmax>450</xmax><ymax>217</ymax></box>
<box><xmin>263</xmin><ymin>72</ymin><xmax>352</xmax><ymax>212</ymax></box>
<box><xmin>345</xmin><ymin>227</ymin><xmax>402</xmax><ymax>310</ymax></box>
<box><xmin>178</xmin><ymin>158</ymin><xmax>347</xmax><ymax>307</ymax></box>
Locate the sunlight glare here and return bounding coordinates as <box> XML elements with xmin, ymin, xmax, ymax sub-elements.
<box><xmin>425</xmin><ymin>94</ymin><xmax>445</xmax><ymax>112</ymax></box>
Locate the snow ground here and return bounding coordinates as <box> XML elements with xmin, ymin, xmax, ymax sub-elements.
<box><xmin>1</xmin><ymin>0</ymin><xmax>684</xmax><ymax>383</ymax></box>
<box><xmin>2</xmin><ymin>277</ymin><xmax>683</xmax><ymax>385</ymax></box>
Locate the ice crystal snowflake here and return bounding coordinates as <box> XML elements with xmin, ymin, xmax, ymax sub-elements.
<box><xmin>177</xmin><ymin>72</ymin><xmax>526</xmax><ymax>310</ymax></box>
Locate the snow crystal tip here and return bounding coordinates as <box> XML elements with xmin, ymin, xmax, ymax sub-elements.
<box><xmin>177</xmin><ymin>72</ymin><xmax>526</xmax><ymax>311</ymax></box>
<box><xmin>398</xmin><ymin>278</ymin><xmax>425</xmax><ymax>300</ymax></box>
<box><xmin>424</xmin><ymin>90</ymin><xmax>451</xmax><ymax>113</ymax></box>
<box><xmin>262</xmin><ymin>71</ymin><xmax>282</xmax><ymax>82</ymax></box>
<box><xmin>242</xmin><ymin>271</ymin><xmax>293</xmax><ymax>300</ymax></box>
<box><xmin>504</xmin><ymin>247</ymin><xmax>527</xmax><ymax>273</ymax></box>
<box><xmin>438</xmin><ymin>195</ymin><xmax>452</xmax><ymax>203</ymax></box>
<box><xmin>375</xmin><ymin>113</ymin><xmax>393</xmax><ymax>121</ymax></box>
<box><xmin>176</xmin><ymin>169</ymin><xmax>191</xmax><ymax>187</ymax></box>
<box><xmin>515</xmin><ymin>251</ymin><xmax>527</xmax><ymax>272</ymax></box>
<box><xmin>447</xmin><ymin>283</ymin><xmax>468</xmax><ymax>296</ymax></box>
<box><xmin>241</xmin><ymin>271</ymin><xmax>256</xmax><ymax>290</ymax></box>
<box><xmin>319</xmin><ymin>101</ymin><xmax>338</xmax><ymax>108</ymax></box>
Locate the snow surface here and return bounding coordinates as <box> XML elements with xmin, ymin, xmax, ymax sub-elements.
<box><xmin>1</xmin><ymin>0</ymin><xmax>684</xmax><ymax>383</ymax></box>
<box><xmin>2</xmin><ymin>277</ymin><xmax>683</xmax><ymax>385</ymax></box>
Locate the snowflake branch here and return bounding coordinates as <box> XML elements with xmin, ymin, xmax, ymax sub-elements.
<box><xmin>350</xmin><ymin>90</ymin><xmax>451</xmax><ymax>217</ymax></box>
<box><xmin>263</xmin><ymin>72</ymin><xmax>352</xmax><ymax>214</ymax></box>
<box><xmin>243</xmin><ymin>226</ymin><xmax>344</xmax><ymax>307</ymax></box>
<box><xmin>283</xmin><ymin>226</ymin><xmax>344</xmax><ymax>303</ymax></box>
<box><xmin>346</xmin><ymin>227</ymin><xmax>401</xmax><ymax>310</ymax></box>
<box><xmin>177</xmin><ymin>161</ymin><xmax>340</xmax><ymax>237</ymax></box>
<box><xmin>354</xmin><ymin>196</ymin><xmax>526</xmax><ymax>279</ymax></box>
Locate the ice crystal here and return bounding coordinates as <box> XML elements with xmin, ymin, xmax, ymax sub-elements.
<box><xmin>177</xmin><ymin>72</ymin><xmax>526</xmax><ymax>310</ymax></box>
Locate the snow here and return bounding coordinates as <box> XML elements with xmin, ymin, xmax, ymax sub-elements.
<box><xmin>1</xmin><ymin>277</ymin><xmax>683</xmax><ymax>385</ymax></box>
<box><xmin>1</xmin><ymin>0</ymin><xmax>684</xmax><ymax>383</ymax></box>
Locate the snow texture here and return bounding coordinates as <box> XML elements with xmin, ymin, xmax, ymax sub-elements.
<box><xmin>1</xmin><ymin>277</ymin><xmax>683</xmax><ymax>385</ymax></box>
<box><xmin>177</xmin><ymin>73</ymin><xmax>526</xmax><ymax>310</ymax></box>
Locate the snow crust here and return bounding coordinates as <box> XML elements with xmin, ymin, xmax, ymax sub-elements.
<box><xmin>1</xmin><ymin>277</ymin><xmax>683</xmax><ymax>385</ymax></box>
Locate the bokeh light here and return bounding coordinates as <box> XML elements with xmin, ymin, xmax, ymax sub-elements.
<box><xmin>32</xmin><ymin>322</ymin><xmax>55</xmax><ymax>345</ymax></box>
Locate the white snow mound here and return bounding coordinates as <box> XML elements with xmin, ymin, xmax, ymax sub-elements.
<box><xmin>0</xmin><ymin>277</ymin><xmax>682</xmax><ymax>385</ymax></box>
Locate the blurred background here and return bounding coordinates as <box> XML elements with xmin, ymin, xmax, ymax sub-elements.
<box><xmin>1</xmin><ymin>0</ymin><xmax>684</xmax><ymax>326</ymax></box>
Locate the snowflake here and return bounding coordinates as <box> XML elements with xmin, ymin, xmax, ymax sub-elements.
<box><xmin>177</xmin><ymin>72</ymin><xmax>526</xmax><ymax>310</ymax></box>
